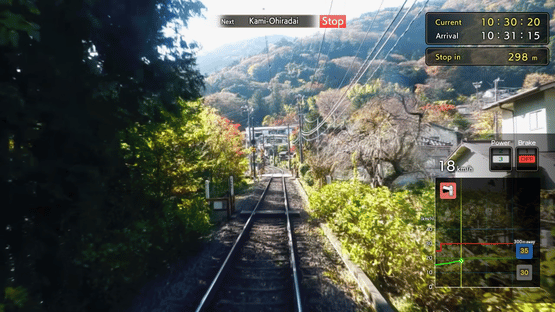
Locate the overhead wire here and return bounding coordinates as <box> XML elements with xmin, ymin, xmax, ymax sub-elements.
<box><xmin>306</xmin><ymin>0</ymin><xmax>335</xmax><ymax>95</ymax></box>
<box><xmin>312</xmin><ymin>0</ymin><xmax>427</xmax><ymax>154</ymax></box>
<box><xmin>304</xmin><ymin>0</ymin><xmax>385</xmax><ymax>145</ymax></box>
<box><xmin>334</xmin><ymin>0</ymin><xmax>385</xmax><ymax>90</ymax></box>
<box><xmin>301</xmin><ymin>0</ymin><xmax>410</xmax><ymax>137</ymax></box>
<box><xmin>338</xmin><ymin>0</ymin><xmax>410</xmax><ymax>93</ymax></box>
<box><xmin>364</xmin><ymin>0</ymin><xmax>428</xmax><ymax>85</ymax></box>
<box><xmin>304</xmin><ymin>115</ymin><xmax>319</xmax><ymax>123</ymax></box>
<box><xmin>333</xmin><ymin>0</ymin><xmax>427</xmax><ymax>120</ymax></box>
<box><xmin>302</xmin><ymin>0</ymin><xmax>410</xmax><ymax>138</ymax></box>
<box><xmin>293</xmin><ymin>0</ymin><xmax>334</xmax><ymax>152</ymax></box>
<box><xmin>265</xmin><ymin>35</ymin><xmax>273</xmax><ymax>79</ymax></box>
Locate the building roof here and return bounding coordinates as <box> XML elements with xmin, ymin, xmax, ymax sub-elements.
<box><xmin>482</xmin><ymin>80</ymin><xmax>555</xmax><ymax>111</ymax></box>
<box><xmin>425</xmin><ymin>122</ymin><xmax>462</xmax><ymax>133</ymax></box>
<box><xmin>418</xmin><ymin>136</ymin><xmax>453</xmax><ymax>146</ymax></box>
<box><xmin>448</xmin><ymin>140</ymin><xmax>492</xmax><ymax>162</ymax></box>
<box><xmin>541</xmin><ymin>152</ymin><xmax>555</xmax><ymax>161</ymax></box>
<box><xmin>246</xmin><ymin>125</ymin><xmax>299</xmax><ymax>131</ymax></box>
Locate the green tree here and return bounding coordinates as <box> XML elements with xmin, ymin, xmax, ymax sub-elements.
<box><xmin>1</xmin><ymin>0</ymin><xmax>206</xmax><ymax>310</ymax></box>
<box><xmin>347</xmin><ymin>80</ymin><xmax>384</xmax><ymax>109</ymax></box>
<box><xmin>250</xmin><ymin>89</ymin><xmax>269</xmax><ymax>125</ymax></box>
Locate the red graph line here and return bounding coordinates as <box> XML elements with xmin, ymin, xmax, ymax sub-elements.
<box><xmin>436</xmin><ymin>242</ymin><xmax>514</xmax><ymax>253</ymax></box>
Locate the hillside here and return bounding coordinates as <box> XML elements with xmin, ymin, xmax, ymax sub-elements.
<box><xmin>201</xmin><ymin>0</ymin><xmax>555</xmax><ymax>128</ymax></box>
<box><xmin>196</xmin><ymin>35</ymin><xmax>294</xmax><ymax>75</ymax></box>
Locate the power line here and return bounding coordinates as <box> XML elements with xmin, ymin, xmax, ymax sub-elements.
<box><xmin>265</xmin><ymin>35</ymin><xmax>272</xmax><ymax>80</ymax></box>
<box><xmin>364</xmin><ymin>0</ymin><xmax>428</xmax><ymax>85</ymax></box>
<box><xmin>302</xmin><ymin>0</ymin><xmax>410</xmax><ymax>137</ymax></box>
<box><xmin>265</xmin><ymin>34</ymin><xmax>276</xmax><ymax>120</ymax></box>
<box><xmin>314</xmin><ymin>0</ymin><xmax>427</xmax><ymax>152</ymax></box>
<box><xmin>303</xmin><ymin>130</ymin><xmax>327</xmax><ymax>142</ymax></box>
<box><xmin>306</xmin><ymin>0</ymin><xmax>385</xmax><ymax>140</ymax></box>
<box><xmin>304</xmin><ymin>115</ymin><xmax>319</xmax><ymax>123</ymax></box>
<box><xmin>335</xmin><ymin>0</ymin><xmax>385</xmax><ymax>90</ymax></box>
<box><xmin>333</xmin><ymin>0</ymin><xmax>427</xmax><ymax>120</ymax></box>
<box><xmin>306</xmin><ymin>0</ymin><xmax>335</xmax><ymax>95</ymax></box>
<box><xmin>303</xmin><ymin>0</ymin><xmax>410</xmax><ymax>136</ymax></box>
<box><xmin>340</xmin><ymin>0</ymin><xmax>410</xmax><ymax>93</ymax></box>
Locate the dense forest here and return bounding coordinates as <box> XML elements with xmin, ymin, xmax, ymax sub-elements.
<box><xmin>1</xmin><ymin>0</ymin><xmax>247</xmax><ymax>311</ymax></box>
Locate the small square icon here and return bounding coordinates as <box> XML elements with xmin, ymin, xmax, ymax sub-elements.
<box><xmin>516</xmin><ymin>243</ymin><xmax>533</xmax><ymax>259</ymax></box>
<box><xmin>439</xmin><ymin>182</ymin><xmax>456</xmax><ymax>200</ymax></box>
<box><xmin>516</xmin><ymin>264</ymin><xmax>532</xmax><ymax>281</ymax></box>
<box><xmin>516</xmin><ymin>147</ymin><xmax>539</xmax><ymax>171</ymax></box>
<box><xmin>490</xmin><ymin>147</ymin><xmax>512</xmax><ymax>171</ymax></box>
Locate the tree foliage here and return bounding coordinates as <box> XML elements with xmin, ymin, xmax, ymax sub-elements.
<box><xmin>307</xmin><ymin>181</ymin><xmax>555</xmax><ymax>311</ymax></box>
<box><xmin>316</xmin><ymin>85</ymin><xmax>424</xmax><ymax>187</ymax></box>
<box><xmin>0</xmin><ymin>0</ymin><xmax>249</xmax><ymax>311</ymax></box>
<box><xmin>522</xmin><ymin>73</ymin><xmax>555</xmax><ymax>89</ymax></box>
<box><xmin>308</xmin><ymin>181</ymin><xmax>446</xmax><ymax>309</ymax></box>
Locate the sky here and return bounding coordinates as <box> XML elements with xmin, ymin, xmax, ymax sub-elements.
<box><xmin>183</xmin><ymin>0</ymin><xmax>410</xmax><ymax>56</ymax></box>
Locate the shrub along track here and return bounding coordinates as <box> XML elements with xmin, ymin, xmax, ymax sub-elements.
<box><xmin>125</xmin><ymin>167</ymin><xmax>371</xmax><ymax>312</ymax></box>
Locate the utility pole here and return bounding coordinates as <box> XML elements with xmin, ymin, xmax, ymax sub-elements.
<box><xmin>262</xmin><ymin>133</ymin><xmax>265</xmax><ymax>166</ymax></box>
<box><xmin>296</xmin><ymin>95</ymin><xmax>304</xmax><ymax>164</ymax></box>
<box><xmin>493</xmin><ymin>78</ymin><xmax>503</xmax><ymax>140</ymax></box>
<box><xmin>472</xmin><ymin>81</ymin><xmax>482</xmax><ymax>110</ymax></box>
<box><xmin>243</xmin><ymin>105</ymin><xmax>256</xmax><ymax>179</ymax></box>
<box><xmin>272</xmin><ymin>135</ymin><xmax>276</xmax><ymax>165</ymax></box>
<box><xmin>494</xmin><ymin>77</ymin><xmax>503</xmax><ymax>102</ymax></box>
<box><xmin>316</xmin><ymin>117</ymin><xmax>320</xmax><ymax>155</ymax></box>
<box><xmin>287</xmin><ymin>124</ymin><xmax>291</xmax><ymax>170</ymax></box>
<box><xmin>251</xmin><ymin>115</ymin><xmax>256</xmax><ymax>179</ymax></box>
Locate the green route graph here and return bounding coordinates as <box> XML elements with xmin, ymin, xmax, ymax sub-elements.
<box><xmin>434</xmin><ymin>178</ymin><xmax>540</xmax><ymax>288</ymax></box>
<box><xmin>436</xmin><ymin>258</ymin><xmax>464</xmax><ymax>266</ymax></box>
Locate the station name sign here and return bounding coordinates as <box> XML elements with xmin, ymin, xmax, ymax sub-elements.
<box><xmin>218</xmin><ymin>15</ymin><xmax>346</xmax><ymax>28</ymax></box>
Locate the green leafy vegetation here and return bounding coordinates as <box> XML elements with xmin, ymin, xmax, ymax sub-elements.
<box><xmin>308</xmin><ymin>181</ymin><xmax>438</xmax><ymax>308</ymax></box>
<box><xmin>306</xmin><ymin>180</ymin><xmax>555</xmax><ymax>311</ymax></box>
<box><xmin>1</xmin><ymin>0</ymin><xmax>247</xmax><ymax>311</ymax></box>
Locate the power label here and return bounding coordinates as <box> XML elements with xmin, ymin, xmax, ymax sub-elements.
<box><xmin>320</xmin><ymin>15</ymin><xmax>346</xmax><ymax>28</ymax></box>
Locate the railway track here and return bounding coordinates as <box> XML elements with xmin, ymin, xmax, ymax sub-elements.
<box><xmin>195</xmin><ymin>168</ymin><xmax>302</xmax><ymax>312</ymax></box>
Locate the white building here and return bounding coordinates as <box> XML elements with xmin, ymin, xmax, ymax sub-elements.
<box><xmin>448</xmin><ymin>81</ymin><xmax>555</xmax><ymax>188</ymax></box>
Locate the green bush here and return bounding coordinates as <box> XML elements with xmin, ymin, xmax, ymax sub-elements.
<box><xmin>299</xmin><ymin>163</ymin><xmax>310</xmax><ymax>177</ymax></box>
<box><xmin>308</xmin><ymin>181</ymin><xmax>452</xmax><ymax>310</ymax></box>
<box><xmin>304</xmin><ymin>171</ymin><xmax>315</xmax><ymax>186</ymax></box>
<box><xmin>307</xmin><ymin>180</ymin><xmax>555</xmax><ymax>311</ymax></box>
<box><xmin>71</xmin><ymin>100</ymin><xmax>246</xmax><ymax>306</ymax></box>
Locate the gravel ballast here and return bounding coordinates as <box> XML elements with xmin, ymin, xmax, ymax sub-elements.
<box><xmin>123</xmin><ymin>171</ymin><xmax>373</xmax><ymax>311</ymax></box>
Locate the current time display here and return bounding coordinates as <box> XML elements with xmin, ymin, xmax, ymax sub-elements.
<box><xmin>426</xmin><ymin>12</ymin><xmax>549</xmax><ymax>45</ymax></box>
<box><xmin>482</xmin><ymin>16</ymin><xmax>542</xmax><ymax>27</ymax></box>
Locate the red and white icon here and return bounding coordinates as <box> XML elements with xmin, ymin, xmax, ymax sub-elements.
<box><xmin>440</xmin><ymin>182</ymin><xmax>457</xmax><ymax>200</ymax></box>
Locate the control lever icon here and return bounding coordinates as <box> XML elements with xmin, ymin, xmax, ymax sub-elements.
<box><xmin>439</xmin><ymin>182</ymin><xmax>456</xmax><ymax>199</ymax></box>
<box><xmin>443</xmin><ymin>185</ymin><xmax>453</xmax><ymax>196</ymax></box>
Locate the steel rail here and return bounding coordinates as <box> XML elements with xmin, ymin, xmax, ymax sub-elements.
<box><xmin>280</xmin><ymin>167</ymin><xmax>303</xmax><ymax>311</ymax></box>
<box><xmin>195</xmin><ymin>176</ymin><xmax>274</xmax><ymax>312</ymax></box>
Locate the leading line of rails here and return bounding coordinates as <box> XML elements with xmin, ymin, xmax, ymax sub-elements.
<box><xmin>195</xmin><ymin>168</ymin><xmax>302</xmax><ymax>312</ymax></box>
